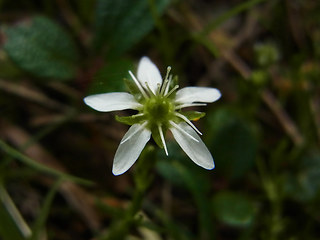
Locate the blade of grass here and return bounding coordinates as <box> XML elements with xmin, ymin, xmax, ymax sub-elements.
<box><xmin>0</xmin><ymin>139</ymin><xmax>93</xmax><ymax>186</ymax></box>
<box><xmin>30</xmin><ymin>178</ymin><xmax>64</xmax><ymax>240</ymax></box>
<box><xmin>192</xmin><ymin>0</ymin><xmax>265</xmax><ymax>58</ymax></box>
<box><xmin>200</xmin><ymin>0</ymin><xmax>266</xmax><ymax>36</ymax></box>
<box><xmin>192</xmin><ymin>35</ymin><xmax>220</xmax><ymax>57</ymax></box>
<box><xmin>0</xmin><ymin>184</ymin><xmax>31</xmax><ymax>240</ymax></box>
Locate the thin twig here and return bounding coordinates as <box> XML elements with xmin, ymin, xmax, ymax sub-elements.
<box><xmin>0</xmin><ymin>79</ymin><xmax>70</xmax><ymax>111</ymax></box>
<box><xmin>309</xmin><ymin>96</ymin><xmax>320</xmax><ymax>145</ymax></box>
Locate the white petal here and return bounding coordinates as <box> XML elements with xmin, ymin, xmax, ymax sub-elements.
<box><xmin>137</xmin><ymin>56</ymin><xmax>162</xmax><ymax>94</ymax></box>
<box><xmin>112</xmin><ymin>124</ymin><xmax>151</xmax><ymax>175</ymax></box>
<box><xmin>84</xmin><ymin>92</ymin><xmax>141</xmax><ymax>112</ymax></box>
<box><xmin>175</xmin><ymin>87</ymin><xmax>221</xmax><ymax>104</ymax></box>
<box><xmin>175</xmin><ymin>103</ymin><xmax>207</xmax><ymax>110</ymax></box>
<box><xmin>174</xmin><ymin>112</ymin><xmax>202</xmax><ymax>135</ymax></box>
<box><xmin>169</xmin><ymin>121</ymin><xmax>199</xmax><ymax>142</ymax></box>
<box><xmin>170</xmin><ymin>122</ymin><xmax>214</xmax><ymax>170</ymax></box>
<box><xmin>121</xmin><ymin>121</ymin><xmax>148</xmax><ymax>144</ymax></box>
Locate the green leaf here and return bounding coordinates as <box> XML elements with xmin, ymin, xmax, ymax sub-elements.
<box><xmin>0</xmin><ymin>51</ymin><xmax>24</xmax><ymax>79</ymax></box>
<box><xmin>250</xmin><ymin>70</ymin><xmax>269</xmax><ymax>86</ymax></box>
<box><xmin>93</xmin><ymin>0</ymin><xmax>170</xmax><ymax>57</ymax></box>
<box><xmin>134</xmin><ymin>145</ymin><xmax>157</xmax><ymax>192</ymax></box>
<box><xmin>284</xmin><ymin>152</ymin><xmax>320</xmax><ymax>202</ymax></box>
<box><xmin>151</xmin><ymin>127</ymin><xmax>164</xmax><ymax>149</ymax></box>
<box><xmin>89</xmin><ymin>58</ymin><xmax>133</xmax><ymax>95</ymax></box>
<box><xmin>3</xmin><ymin>16</ymin><xmax>79</xmax><ymax>80</ymax></box>
<box><xmin>182</xmin><ymin>111</ymin><xmax>205</xmax><ymax>121</ymax></box>
<box><xmin>212</xmin><ymin>191</ymin><xmax>255</xmax><ymax>227</ymax></box>
<box><xmin>115</xmin><ymin>114</ymin><xmax>144</xmax><ymax>126</ymax></box>
<box><xmin>172</xmin><ymin>161</ymin><xmax>214</xmax><ymax>238</ymax></box>
<box><xmin>254</xmin><ymin>42</ymin><xmax>279</xmax><ymax>67</ymax></box>
<box><xmin>124</xmin><ymin>78</ymin><xmax>143</xmax><ymax>102</ymax></box>
<box><xmin>156</xmin><ymin>160</ymin><xmax>184</xmax><ymax>186</ymax></box>
<box><xmin>156</xmin><ymin>155</ymin><xmax>214</xmax><ymax>238</ymax></box>
<box><xmin>0</xmin><ymin>184</ymin><xmax>31</xmax><ymax>240</ymax></box>
<box><xmin>206</xmin><ymin>108</ymin><xmax>257</xmax><ymax>180</ymax></box>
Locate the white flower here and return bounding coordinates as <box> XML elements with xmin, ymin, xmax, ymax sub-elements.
<box><xmin>84</xmin><ymin>57</ymin><xmax>221</xmax><ymax>175</ymax></box>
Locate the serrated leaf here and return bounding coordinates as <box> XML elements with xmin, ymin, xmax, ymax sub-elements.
<box><xmin>3</xmin><ymin>16</ymin><xmax>79</xmax><ymax>80</ymax></box>
<box><xmin>212</xmin><ymin>191</ymin><xmax>255</xmax><ymax>227</ymax></box>
<box><xmin>93</xmin><ymin>0</ymin><xmax>170</xmax><ymax>57</ymax></box>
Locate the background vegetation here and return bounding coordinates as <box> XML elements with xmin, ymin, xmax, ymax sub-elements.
<box><xmin>0</xmin><ymin>0</ymin><xmax>319</xmax><ymax>239</ymax></box>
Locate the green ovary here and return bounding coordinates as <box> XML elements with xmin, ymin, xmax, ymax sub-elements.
<box><xmin>143</xmin><ymin>96</ymin><xmax>175</xmax><ymax>128</ymax></box>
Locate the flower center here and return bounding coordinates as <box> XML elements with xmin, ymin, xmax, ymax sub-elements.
<box><xmin>143</xmin><ymin>96</ymin><xmax>174</xmax><ymax>127</ymax></box>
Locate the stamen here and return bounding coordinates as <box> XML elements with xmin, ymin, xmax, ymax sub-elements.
<box><xmin>156</xmin><ymin>83</ymin><xmax>161</xmax><ymax>95</ymax></box>
<box><xmin>160</xmin><ymin>79</ymin><xmax>169</xmax><ymax>96</ymax></box>
<box><xmin>165</xmin><ymin>84</ymin><xmax>179</xmax><ymax>98</ymax></box>
<box><xmin>145</xmin><ymin>81</ymin><xmax>156</xmax><ymax>96</ymax></box>
<box><xmin>158</xmin><ymin>124</ymin><xmax>168</xmax><ymax>156</ymax></box>
<box><xmin>129</xmin><ymin>71</ymin><xmax>149</xmax><ymax>99</ymax></box>
<box><xmin>120</xmin><ymin>121</ymin><xmax>148</xmax><ymax>144</ymax></box>
<box><xmin>161</xmin><ymin>66</ymin><xmax>172</xmax><ymax>96</ymax></box>
<box><xmin>164</xmin><ymin>75</ymin><xmax>172</xmax><ymax>96</ymax></box>
<box><xmin>169</xmin><ymin>121</ymin><xmax>199</xmax><ymax>142</ymax></box>
<box><xmin>165</xmin><ymin>66</ymin><xmax>171</xmax><ymax>79</ymax></box>
<box><xmin>175</xmin><ymin>103</ymin><xmax>207</xmax><ymax>110</ymax></box>
<box><xmin>174</xmin><ymin>112</ymin><xmax>202</xmax><ymax>135</ymax></box>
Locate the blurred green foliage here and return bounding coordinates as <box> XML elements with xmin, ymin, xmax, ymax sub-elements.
<box><xmin>89</xmin><ymin>58</ymin><xmax>133</xmax><ymax>94</ymax></box>
<box><xmin>93</xmin><ymin>0</ymin><xmax>170</xmax><ymax>58</ymax></box>
<box><xmin>4</xmin><ymin>16</ymin><xmax>79</xmax><ymax>80</ymax></box>
<box><xmin>0</xmin><ymin>0</ymin><xmax>320</xmax><ymax>239</ymax></box>
<box><xmin>206</xmin><ymin>108</ymin><xmax>258</xmax><ymax>180</ymax></box>
<box><xmin>212</xmin><ymin>191</ymin><xmax>255</xmax><ymax>227</ymax></box>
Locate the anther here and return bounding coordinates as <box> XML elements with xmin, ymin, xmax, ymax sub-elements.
<box><xmin>165</xmin><ymin>66</ymin><xmax>171</xmax><ymax>81</ymax></box>
<box><xmin>156</xmin><ymin>83</ymin><xmax>161</xmax><ymax>95</ymax></box>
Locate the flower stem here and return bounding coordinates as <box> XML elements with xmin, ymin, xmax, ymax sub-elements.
<box><xmin>256</xmin><ymin>158</ymin><xmax>283</xmax><ymax>240</ymax></box>
<box><xmin>104</xmin><ymin>146</ymin><xmax>157</xmax><ymax>240</ymax></box>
